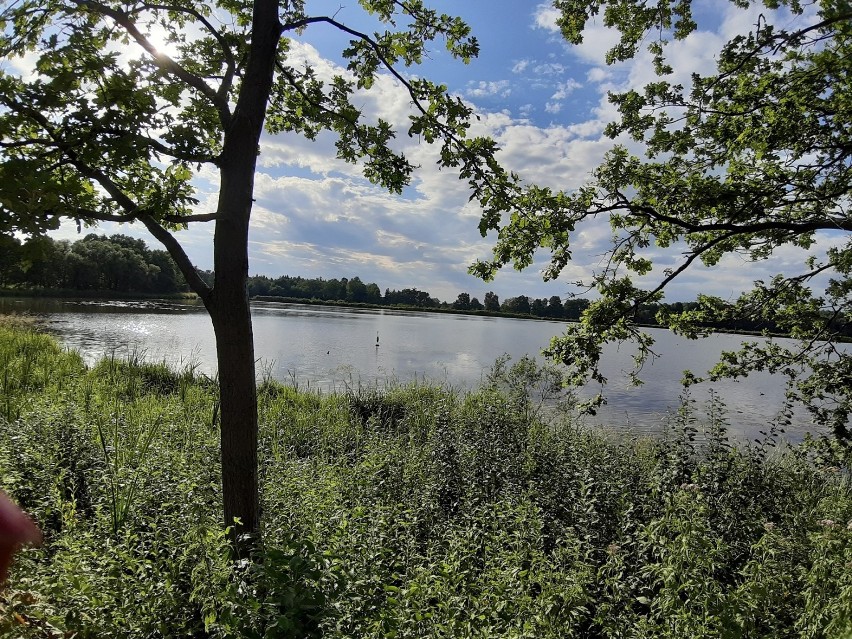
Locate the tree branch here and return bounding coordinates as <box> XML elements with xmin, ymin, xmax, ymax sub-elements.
<box><xmin>69</xmin><ymin>209</ymin><xmax>137</xmax><ymax>223</ymax></box>
<box><xmin>770</xmin><ymin>11</ymin><xmax>852</xmax><ymax>51</ymax></box>
<box><xmin>137</xmin><ymin>213</ymin><xmax>211</xmax><ymax>302</ymax></box>
<box><xmin>279</xmin><ymin>16</ymin><xmax>424</xmax><ymax>109</ymax></box>
<box><xmin>71</xmin><ymin>0</ymin><xmax>232</xmax><ymax>127</ymax></box>
<box><xmin>5</xmin><ymin>94</ymin><xmax>213</xmax><ymax>300</ymax></box>
<box><xmin>130</xmin><ymin>2</ymin><xmax>238</xmax><ymax>106</ymax></box>
<box><xmin>0</xmin><ymin>138</ymin><xmax>59</xmax><ymax>149</ymax></box>
<box><xmin>123</xmin><ymin>133</ymin><xmax>219</xmax><ymax>166</ymax></box>
<box><xmin>278</xmin><ymin>13</ymin><xmax>536</xmax><ymax>231</ymax></box>
<box><xmin>172</xmin><ymin>212</ymin><xmax>217</xmax><ymax>223</ymax></box>
<box><xmin>59</xmin><ymin>122</ymin><xmax>220</xmax><ymax>165</ymax></box>
<box><xmin>275</xmin><ymin>62</ymin><xmax>408</xmax><ymax>166</ymax></box>
<box><xmin>56</xmin><ymin>208</ymin><xmax>215</xmax><ymax>225</ymax></box>
<box><xmin>67</xmin><ymin>157</ymin><xmax>212</xmax><ymax>301</ymax></box>
<box><xmin>636</xmin><ymin>230</ymin><xmax>740</xmax><ymax>307</ymax></box>
<box><xmin>618</xmin><ymin>197</ymin><xmax>852</xmax><ymax>235</ymax></box>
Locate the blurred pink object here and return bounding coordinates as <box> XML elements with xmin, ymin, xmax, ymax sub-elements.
<box><xmin>0</xmin><ymin>490</ymin><xmax>42</xmax><ymax>584</ymax></box>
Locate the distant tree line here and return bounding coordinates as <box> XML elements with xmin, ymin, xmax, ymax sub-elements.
<box><xmin>245</xmin><ymin>274</ymin><xmax>384</xmax><ymax>304</ymax></box>
<box><xmin>253</xmin><ymin>279</ymin><xmax>588</xmax><ymax>321</ymax></box>
<box><xmin>0</xmin><ymin>234</ymin><xmax>187</xmax><ymax>294</ymax></box>
<box><xmin>452</xmin><ymin>293</ymin><xmax>589</xmax><ymax>320</ymax></box>
<box><xmin>7</xmin><ymin>234</ymin><xmax>842</xmax><ymax>336</ymax></box>
<box><xmin>454</xmin><ymin>291</ymin><xmax>850</xmax><ymax>336</ymax></box>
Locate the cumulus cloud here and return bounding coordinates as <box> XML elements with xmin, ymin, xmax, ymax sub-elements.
<box><xmin>532</xmin><ymin>3</ymin><xmax>561</xmax><ymax>33</ymax></box>
<box><xmin>465</xmin><ymin>80</ymin><xmax>512</xmax><ymax>98</ymax></box>
<box><xmin>586</xmin><ymin>67</ymin><xmax>611</xmax><ymax>84</ymax></box>
<box><xmin>41</xmin><ymin>2</ymin><xmax>835</xmax><ymax>306</ymax></box>
<box><xmin>551</xmin><ymin>79</ymin><xmax>582</xmax><ymax>100</ymax></box>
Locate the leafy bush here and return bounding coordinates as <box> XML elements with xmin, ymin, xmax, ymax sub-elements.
<box><xmin>0</xmin><ymin>328</ymin><xmax>850</xmax><ymax>637</ymax></box>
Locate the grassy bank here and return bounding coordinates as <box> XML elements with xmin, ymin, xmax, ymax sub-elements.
<box><xmin>0</xmin><ymin>321</ymin><xmax>850</xmax><ymax>638</ymax></box>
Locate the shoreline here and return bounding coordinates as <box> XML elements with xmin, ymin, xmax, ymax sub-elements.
<box><xmin>0</xmin><ymin>287</ymin><xmax>197</xmax><ymax>301</ymax></box>
<box><xmin>2</xmin><ymin>289</ymin><xmax>846</xmax><ymax>341</ymax></box>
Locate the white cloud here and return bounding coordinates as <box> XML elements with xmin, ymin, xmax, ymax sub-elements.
<box><xmin>532</xmin><ymin>3</ymin><xmax>561</xmax><ymax>33</ymax></box>
<box><xmin>551</xmin><ymin>78</ymin><xmax>582</xmax><ymax>100</ymax></box>
<box><xmin>465</xmin><ymin>80</ymin><xmax>512</xmax><ymax>98</ymax></box>
<box><xmin>564</xmin><ymin>23</ymin><xmax>623</xmax><ymax>66</ymax></box>
<box><xmin>566</xmin><ymin>119</ymin><xmax>606</xmax><ymax>138</ymax></box>
<box><xmin>586</xmin><ymin>67</ymin><xmax>611</xmax><ymax>84</ymax></box>
<box><xmin>1</xmin><ymin>49</ymin><xmax>39</xmax><ymax>81</ymax></box>
<box><xmin>511</xmin><ymin>59</ymin><xmax>531</xmax><ymax>74</ymax></box>
<box><xmin>533</xmin><ymin>62</ymin><xmax>566</xmax><ymax>76</ymax></box>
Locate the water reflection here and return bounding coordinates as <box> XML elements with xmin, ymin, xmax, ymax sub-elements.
<box><xmin>0</xmin><ymin>297</ymin><xmax>830</xmax><ymax>441</ymax></box>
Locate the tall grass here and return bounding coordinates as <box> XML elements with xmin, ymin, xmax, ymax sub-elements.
<box><xmin>0</xmin><ymin>323</ymin><xmax>849</xmax><ymax>638</ymax></box>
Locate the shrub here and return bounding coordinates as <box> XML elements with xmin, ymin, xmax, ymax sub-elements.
<box><xmin>0</xmin><ymin>329</ymin><xmax>849</xmax><ymax>637</ymax></box>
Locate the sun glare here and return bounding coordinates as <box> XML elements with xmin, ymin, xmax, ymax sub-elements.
<box><xmin>144</xmin><ymin>24</ymin><xmax>179</xmax><ymax>60</ymax></box>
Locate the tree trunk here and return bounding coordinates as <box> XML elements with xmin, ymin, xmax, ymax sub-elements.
<box><xmin>202</xmin><ymin>0</ymin><xmax>281</xmax><ymax>548</ymax></box>
<box><xmin>208</xmin><ymin>140</ymin><xmax>264</xmax><ymax>548</ymax></box>
<box><xmin>208</xmin><ymin>264</ymin><xmax>259</xmax><ymax>542</ymax></box>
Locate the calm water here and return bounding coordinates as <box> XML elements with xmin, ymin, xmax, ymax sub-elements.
<box><xmin>0</xmin><ymin>297</ymin><xmax>828</xmax><ymax>440</ymax></box>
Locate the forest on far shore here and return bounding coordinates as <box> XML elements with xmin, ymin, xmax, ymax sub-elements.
<box><xmin>3</xmin><ymin>233</ymin><xmax>846</xmax><ymax>336</ymax></box>
<box><xmin>0</xmin><ymin>233</ymin><xmax>588</xmax><ymax>317</ymax></box>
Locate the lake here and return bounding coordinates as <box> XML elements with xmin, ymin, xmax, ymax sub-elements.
<box><xmin>0</xmin><ymin>296</ymin><xmax>825</xmax><ymax>441</ymax></box>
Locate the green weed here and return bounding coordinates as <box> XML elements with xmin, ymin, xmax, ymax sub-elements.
<box><xmin>0</xmin><ymin>331</ymin><xmax>850</xmax><ymax>638</ymax></box>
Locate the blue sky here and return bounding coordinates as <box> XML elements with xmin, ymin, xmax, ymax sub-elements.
<box><xmin>43</xmin><ymin>0</ymin><xmax>837</xmax><ymax>304</ymax></box>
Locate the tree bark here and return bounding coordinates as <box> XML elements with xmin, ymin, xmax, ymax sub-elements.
<box><xmin>208</xmin><ymin>113</ymin><xmax>264</xmax><ymax>544</ymax></box>
<box><xmin>202</xmin><ymin>0</ymin><xmax>280</xmax><ymax>548</ymax></box>
<box><xmin>208</xmin><ymin>271</ymin><xmax>259</xmax><ymax>542</ymax></box>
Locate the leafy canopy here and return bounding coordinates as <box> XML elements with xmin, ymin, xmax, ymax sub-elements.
<box><xmin>473</xmin><ymin>0</ymin><xmax>852</xmax><ymax>439</ymax></box>
<box><xmin>0</xmin><ymin>0</ymin><xmax>560</xmax><ymax>281</ymax></box>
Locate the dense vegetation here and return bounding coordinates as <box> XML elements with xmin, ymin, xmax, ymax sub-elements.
<box><xmin>1</xmin><ymin>321</ymin><xmax>850</xmax><ymax>637</ymax></box>
<box><xmin>0</xmin><ymin>234</ymin><xmax>187</xmax><ymax>295</ymax></box>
